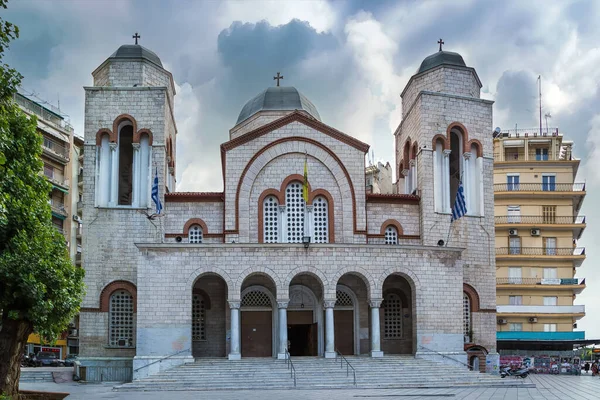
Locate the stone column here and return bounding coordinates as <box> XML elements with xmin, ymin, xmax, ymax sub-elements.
<box><xmin>370</xmin><ymin>299</ymin><xmax>383</xmax><ymax>357</ymax></box>
<box><xmin>131</xmin><ymin>143</ymin><xmax>140</xmax><ymax>207</ymax></box>
<box><xmin>277</xmin><ymin>301</ymin><xmax>289</xmax><ymax>359</ymax></box>
<box><xmin>228</xmin><ymin>301</ymin><xmax>241</xmax><ymax>360</ymax></box>
<box><xmin>109</xmin><ymin>142</ymin><xmax>118</xmax><ymax>206</ymax></box>
<box><xmin>443</xmin><ymin>149</ymin><xmax>451</xmax><ymax>213</ymax></box>
<box><xmin>462</xmin><ymin>152</ymin><xmax>471</xmax><ymax>213</ymax></box>
<box><xmin>409</xmin><ymin>159</ymin><xmax>416</xmax><ymax>194</ymax></box>
<box><xmin>402</xmin><ymin>169</ymin><xmax>409</xmax><ymax>195</ymax></box>
<box><xmin>324</xmin><ymin>300</ymin><xmax>336</xmax><ymax>358</ymax></box>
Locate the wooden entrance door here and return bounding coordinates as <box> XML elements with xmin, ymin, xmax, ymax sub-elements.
<box><xmin>241</xmin><ymin>311</ymin><xmax>272</xmax><ymax>357</ymax></box>
<box><xmin>308</xmin><ymin>323</ymin><xmax>318</xmax><ymax>356</ymax></box>
<box><xmin>334</xmin><ymin>310</ymin><xmax>353</xmax><ymax>355</ymax></box>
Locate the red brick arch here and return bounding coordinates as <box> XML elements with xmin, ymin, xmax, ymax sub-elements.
<box><xmin>133</xmin><ymin>128</ymin><xmax>154</xmax><ymax>145</ymax></box>
<box><xmin>431</xmin><ymin>134</ymin><xmax>449</xmax><ymax>150</ymax></box>
<box><xmin>446</xmin><ymin>122</ymin><xmax>471</xmax><ymax>154</ymax></box>
<box><xmin>99</xmin><ymin>280</ymin><xmax>137</xmax><ymax>312</ymax></box>
<box><xmin>467</xmin><ymin>139</ymin><xmax>483</xmax><ymax>157</ymax></box>
<box><xmin>380</xmin><ymin>219</ymin><xmax>404</xmax><ymax>236</ymax></box>
<box><xmin>95</xmin><ymin>128</ymin><xmax>114</xmax><ymax>145</ymax></box>
<box><xmin>112</xmin><ymin>114</ymin><xmax>138</xmax><ymax>143</ymax></box>
<box><xmin>463</xmin><ymin>283</ymin><xmax>480</xmax><ymax>312</ymax></box>
<box><xmin>183</xmin><ymin>218</ymin><xmax>209</xmax><ymax>236</ymax></box>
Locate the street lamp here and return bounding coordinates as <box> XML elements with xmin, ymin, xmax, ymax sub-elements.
<box><xmin>302</xmin><ymin>236</ymin><xmax>311</xmax><ymax>249</ymax></box>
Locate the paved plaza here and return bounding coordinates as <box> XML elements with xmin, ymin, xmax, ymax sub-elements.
<box><xmin>19</xmin><ymin>374</ymin><xmax>600</xmax><ymax>399</ymax></box>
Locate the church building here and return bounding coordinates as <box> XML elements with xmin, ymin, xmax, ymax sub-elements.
<box><xmin>78</xmin><ymin>40</ymin><xmax>497</xmax><ymax>381</ymax></box>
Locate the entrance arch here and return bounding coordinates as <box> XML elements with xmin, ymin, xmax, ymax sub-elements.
<box><xmin>287</xmin><ymin>285</ymin><xmax>322</xmax><ymax>356</ymax></box>
<box><xmin>240</xmin><ymin>285</ymin><xmax>277</xmax><ymax>357</ymax></box>
<box><xmin>381</xmin><ymin>274</ymin><xmax>415</xmax><ymax>354</ymax></box>
<box><xmin>335</xmin><ymin>284</ymin><xmax>360</xmax><ymax>355</ymax></box>
<box><xmin>191</xmin><ymin>273</ymin><xmax>228</xmax><ymax>358</ymax></box>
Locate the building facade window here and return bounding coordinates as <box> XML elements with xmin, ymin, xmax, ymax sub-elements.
<box><xmin>109</xmin><ymin>290</ymin><xmax>134</xmax><ymax>347</ymax></box>
<box><xmin>312</xmin><ymin>196</ymin><xmax>329</xmax><ymax>244</ymax></box>
<box><xmin>508</xmin><ymin>267</ymin><xmax>522</xmax><ymax>284</ymax></box>
<box><xmin>544</xmin><ymin>323</ymin><xmax>557</xmax><ymax>332</ymax></box>
<box><xmin>335</xmin><ymin>290</ymin><xmax>353</xmax><ymax>307</ymax></box>
<box><xmin>384</xmin><ymin>226</ymin><xmax>398</xmax><ymax>244</ymax></box>
<box><xmin>118</xmin><ymin>125</ymin><xmax>134</xmax><ymax>205</ymax></box>
<box><xmin>383</xmin><ymin>293</ymin><xmax>402</xmax><ymax>339</ymax></box>
<box><xmin>463</xmin><ymin>293</ymin><xmax>471</xmax><ymax>342</ymax></box>
<box><xmin>509</xmin><ymin>237</ymin><xmax>521</xmax><ymax>255</ymax></box>
<box><xmin>192</xmin><ymin>293</ymin><xmax>206</xmax><ymax>341</ymax></box>
<box><xmin>507</xmin><ymin>174</ymin><xmax>520</xmax><ymax>191</ymax></box>
<box><xmin>263</xmin><ymin>196</ymin><xmax>279</xmax><ymax>243</ymax></box>
<box><xmin>542</xmin><ymin>205</ymin><xmax>556</xmax><ymax>223</ymax></box>
<box><xmin>543</xmin><ymin>296</ymin><xmax>558</xmax><ymax>306</ymax></box>
<box><xmin>509</xmin><ymin>323</ymin><xmax>523</xmax><ymax>332</ymax></box>
<box><xmin>544</xmin><ymin>237</ymin><xmax>557</xmax><ymax>255</ymax></box>
<box><xmin>542</xmin><ymin>174</ymin><xmax>556</xmax><ymax>191</ymax></box>
<box><xmin>507</xmin><ymin>205</ymin><xmax>521</xmax><ymax>223</ymax></box>
<box><xmin>188</xmin><ymin>224</ymin><xmax>203</xmax><ymax>244</ymax></box>
<box><xmin>285</xmin><ymin>182</ymin><xmax>305</xmax><ymax>243</ymax></box>
<box><xmin>509</xmin><ymin>295</ymin><xmax>522</xmax><ymax>305</ymax></box>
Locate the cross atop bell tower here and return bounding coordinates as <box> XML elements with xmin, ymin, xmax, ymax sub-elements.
<box><xmin>437</xmin><ymin>38</ymin><xmax>444</xmax><ymax>52</ymax></box>
<box><xmin>133</xmin><ymin>32</ymin><xmax>141</xmax><ymax>45</ymax></box>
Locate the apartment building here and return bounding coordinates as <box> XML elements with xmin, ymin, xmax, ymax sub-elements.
<box><xmin>14</xmin><ymin>92</ymin><xmax>83</xmax><ymax>358</ymax></box>
<box><xmin>493</xmin><ymin>128</ymin><xmax>586</xmax><ymax>354</ymax></box>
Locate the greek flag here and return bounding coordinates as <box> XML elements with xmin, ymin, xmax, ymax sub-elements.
<box><xmin>151</xmin><ymin>167</ymin><xmax>162</xmax><ymax>214</ymax></box>
<box><xmin>451</xmin><ymin>182</ymin><xmax>467</xmax><ymax>222</ymax></box>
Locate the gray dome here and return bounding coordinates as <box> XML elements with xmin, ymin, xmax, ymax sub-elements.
<box><xmin>417</xmin><ymin>51</ymin><xmax>466</xmax><ymax>74</ymax></box>
<box><xmin>109</xmin><ymin>44</ymin><xmax>163</xmax><ymax>68</ymax></box>
<box><xmin>236</xmin><ymin>86</ymin><xmax>321</xmax><ymax>125</ymax></box>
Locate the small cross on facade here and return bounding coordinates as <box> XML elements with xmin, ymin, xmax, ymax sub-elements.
<box><xmin>273</xmin><ymin>72</ymin><xmax>284</xmax><ymax>87</ymax></box>
<box><xmin>133</xmin><ymin>32</ymin><xmax>141</xmax><ymax>45</ymax></box>
<box><xmin>437</xmin><ymin>38</ymin><xmax>444</xmax><ymax>52</ymax></box>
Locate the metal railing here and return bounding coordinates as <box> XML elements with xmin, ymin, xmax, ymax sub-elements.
<box><xmin>497</xmin><ymin>277</ymin><xmax>582</xmax><ymax>285</ymax></box>
<box><xmin>494</xmin><ymin>183</ymin><xmax>585</xmax><ymax>192</ymax></box>
<box><xmin>133</xmin><ymin>348</ymin><xmax>190</xmax><ymax>373</ymax></box>
<box><xmin>284</xmin><ymin>348</ymin><xmax>296</xmax><ymax>387</ymax></box>
<box><xmin>496</xmin><ymin>247</ymin><xmax>585</xmax><ymax>256</ymax></box>
<box><xmin>417</xmin><ymin>345</ymin><xmax>473</xmax><ymax>370</ymax></box>
<box><xmin>42</xmin><ymin>136</ymin><xmax>69</xmax><ymax>159</ymax></box>
<box><xmin>494</xmin><ymin>152</ymin><xmax>569</xmax><ymax>162</ymax></box>
<box><xmin>13</xmin><ymin>92</ymin><xmax>74</xmax><ymax>133</ymax></box>
<box><xmin>335</xmin><ymin>348</ymin><xmax>356</xmax><ymax>385</ymax></box>
<box><xmin>497</xmin><ymin>128</ymin><xmax>559</xmax><ymax>137</ymax></box>
<box><xmin>495</xmin><ymin>215</ymin><xmax>586</xmax><ymax>224</ymax></box>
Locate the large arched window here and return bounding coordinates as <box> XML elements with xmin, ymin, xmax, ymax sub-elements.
<box><xmin>118</xmin><ymin>124</ymin><xmax>134</xmax><ymax>205</ymax></box>
<box><xmin>449</xmin><ymin>129</ymin><xmax>463</xmax><ymax>208</ymax></box>
<box><xmin>263</xmin><ymin>196</ymin><xmax>279</xmax><ymax>243</ymax></box>
<box><xmin>97</xmin><ymin>132</ymin><xmax>111</xmax><ymax>207</ymax></box>
<box><xmin>285</xmin><ymin>182</ymin><xmax>305</xmax><ymax>243</ymax></box>
<box><xmin>463</xmin><ymin>293</ymin><xmax>471</xmax><ymax>342</ymax></box>
<box><xmin>188</xmin><ymin>224</ymin><xmax>203</xmax><ymax>244</ymax></box>
<box><xmin>192</xmin><ymin>293</ymin><xmax>206</xmax><ymax>341</ymax></box>
<box><xmin>384</xmin><ymin>225</ymin><xmax>398</xmax><ymax>245</ymax></box>
<box><xmin>109</xmin><ymin>289</ymin><xmax>134</xmax><ymax>347</ymax></box>
<box><xmin>383</xmin><ymin>293</ymin><xmax>402</xmax><ymax>339</ymax></box>
<box><xmin>312</xmin><ymin>196</ymin><xmax>329</xmax><ymax>243</ymax></box>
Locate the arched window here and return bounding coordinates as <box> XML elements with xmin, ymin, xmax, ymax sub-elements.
<box><xmin>285</xmin><ymin>182</ymin><xmax>305</xmax><ymax>243</ymax></box>
<box><xmin>192</xmin><ymin>293</ymin><xmax>206</xmax><ymax>341</ymax></box>
<box><xmin>383</xmin><ymin>293</ymin><xmax>402</xmax><ymax>339</ymax></box>
<box><xmin>263</xmin><ymin>196</ymin><xmax>279</xmax><ymax>243</ymax></box>
<box><xmin>463</xmin><ymin>293</ymin><xmax>471</xmax><ymax>342</ymax></box>
<box><xmin>118</xmin><ymin>124</ymin><xmax>134</xmax><ymax>205</ymax></box>
<box><xmin>384</xmin><ymin>225</ymin><xmax>398</xmax><ymax>245</ymax></box>
<box><xmin>109</xmin><ymin>289</ymin><xmax>134</xmax><ymax>347</ymax></box>
<box><xmin>449</xmin><ymin>129</ymin><xmax>463</xmax><ymax>208</ymax></box>
<box><xmin>97</xmin><ymin>133</ymin><xmax>111</xmax><ymax>207</ymax></box>
<box><xmin>312</xmin><ymin>196</ymin><xmax>329</xmax><ymax>244</ymax></box>
<box><xmin>433</xmin><ymin>138</ymin><xmax>448</xmax><ymax>213</ymax></box>
<box><xmin>188</xmin><ymin>224</ymin><xmax>203</xmax><ymax>243</ymax></box>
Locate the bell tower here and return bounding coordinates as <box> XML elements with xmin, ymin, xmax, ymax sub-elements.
<box><xmin>394</xmin><ymin>43</ymin><xmax>497</xmax><ymax>354</ymax></box>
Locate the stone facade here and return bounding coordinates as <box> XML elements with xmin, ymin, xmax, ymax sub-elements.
<box><xmin>78</xmin><ymin>44</ymin><xmax>497</xmax><ymax>381</ymax></box>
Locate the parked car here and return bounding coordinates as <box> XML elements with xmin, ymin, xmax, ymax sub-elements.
<box><xmin>34</xmin><ymin>352</ymin><xmax>65</xmax><ymax>367</ymax></box>
<box><xmin>64</xmin><ymin>354</ymin><xmax>78</xmax><ymax>367</ymax></box>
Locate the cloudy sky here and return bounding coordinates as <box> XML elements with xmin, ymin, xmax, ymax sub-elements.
<box><xmin>4</xmin><ymin>0</ymin><xmax>600</xmax><ymax>339</ymax></box>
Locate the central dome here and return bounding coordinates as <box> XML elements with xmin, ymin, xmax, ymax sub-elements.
<box><xmin>416</xmin><ymin>51</ymin><xmax>466</xmax><ymax>75</ymax></box>
<box><xmin>236</xmin><ymin>86</ymin><xmax>321</xmax><ymax>125</ymax></box>
<box><xmin>109</xmin><ymin>44</ymin><xmax>163</xmax><ymax>68</ymax></box>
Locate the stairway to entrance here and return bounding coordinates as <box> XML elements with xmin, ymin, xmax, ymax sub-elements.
<box><xmin>114</xmin><ymin>356</ymin><xmax>533</xmax><ymax>391</ymax></box>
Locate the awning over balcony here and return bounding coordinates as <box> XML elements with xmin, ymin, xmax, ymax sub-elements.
<box><xmin>497</xmin><ymin>331</ymin><xmax>584</xmax><ymax>341</ymax></box>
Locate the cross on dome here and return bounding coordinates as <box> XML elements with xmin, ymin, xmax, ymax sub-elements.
<box><xmin>133</xmin><ymin>32</ymin><xmax>141</xmax><ymax>45</ymax></box>
<box><xmin>273</xmin><ymin>72</ymin><xmax>284</xmax><ymax>87</ymax></box>
<box><xmin>437</xmin><ymin>38</ymin><xmax>444</xmax><ymax>52</ymax></box>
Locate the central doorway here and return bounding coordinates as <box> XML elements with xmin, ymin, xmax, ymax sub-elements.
<box><xmin>288</xmin><ymin>285</ymin><xmax>323</xmax><ymax>356</ymax></box>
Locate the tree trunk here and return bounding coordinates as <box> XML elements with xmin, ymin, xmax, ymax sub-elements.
<box><xmin>0</xmin><ymin>317</ymin><xmax>33</xmax><ymax>397</ymax></box>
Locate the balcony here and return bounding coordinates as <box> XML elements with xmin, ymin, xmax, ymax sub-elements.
<box><xmin>496</xmin><ymin>247</ymin><xmax>585</xmax><ymax>267</ymax></box>
<box><xmin>13</xmin><ymin>93</ymin><xmax>74</xmax><ymax>134</ymax></box>
<box><xmin>75</xmin><ymin>252</ymin><xmax>82</xmax><ymax>266</ymax></box>
<box><xmin>495</xmin><ymin>215</ymin><xmax>586</xmax><ymax>238</ymax></box>
<box><xmin>53</xmin><ymin>225</ymin><xmax>64</xmax><ymax>235</ymax></box>
<box><xmin>42</xmin><ymin>136</ymin><xmax>70</xmax><ymax>163</ymax></box>
<box><xmin>497</xmin><ymin>305</ymin><xmax>585</xmax><ymax>318</ymax></box>
<box><xmin>50</xmin><ymin>202</ymin><xmax>68</xmax><ymax>218</ymax></box>
<box><xmin>496</xmin><ymin>277</ymin><xmax>586</xmax><ymax>294</ymax></box>
<box><xmin>494</xmin><ymin>183</ymin><xmax>586</xmax><ymax>212</ymax></box>
<box><xmin>77</xmin><ymin>172</ymin><xmax>83</xmax><ymax>188</ymax></box>
<box><xmin>497</xmin><ymin>331</ymin><xmax>585</xmax><ymax>341</ymax></box>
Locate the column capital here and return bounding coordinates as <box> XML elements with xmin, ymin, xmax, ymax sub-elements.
<box><xmin>463</xmin><ymin>152</ymin><xmax>471</xmax><ymax>159</ymax></box>
<box><xmin>278</xmin><ymin>205</ymin><xmax>286</xmax><ymax>213</ymax></box>
<box><xmin>305</xmin><ymin>205</ymin><xmax>314</xmax><ymax>213</ymax></box>
<box><xmin>323</xmin><ymin>299</ymin><xmax>336</xmax><ymax>308</ymax></box>
<box><xmin>443</xmin><ymin>149</ymin><xmax>452</xmax><ymax>156</ymax></box>
<box><xmin>277</xmin><ymin>301</ymin><xmax>289</xmax><ymax>309</ymax></box>
<box><xmin>401</xmin><ymin>169</ymin><xmax>409</xmax><ymax>176</ymax></box>
<box><xmin>369</xmin><ymin>298</ymin><xmax>383</xmax><ymax>308</ymax></box>
<box><xmin>228</xmin><ymin>301</ymin><xmax>241</xmax><ymax>309</ymax></box>
<box><xmin>409</xmin><ymin>159</ymin><xmax>416</xmax><ymax>167</ymax></box>
<box><xmin>132</xmin><ymin>142</ymin><xmax>141</xmax><ymax>150</ymax></box>
<box><xmin>109</xmin><ymin>142</ymin><xmax>118</xmax><ymax>150</ymax></box>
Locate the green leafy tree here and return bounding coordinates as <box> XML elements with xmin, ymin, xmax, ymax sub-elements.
<box><xmin>0</xmin><ymin>1</ymin><xmax>85</xmax><ymax>396</ymax></box>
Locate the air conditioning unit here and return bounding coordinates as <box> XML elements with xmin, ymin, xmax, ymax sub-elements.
<box><xmin>509</xmin><ymin>229</ymin><xmax>518</xmax><ymax>236</ymax></box>
<box><xmin>531</xmin><ymin>229</ymin><xmax>541</xmax><ymax>236</ymax></box>
<box><xmin>73</xmin><ymin>215</ymin><xmax>82</xmax><ymax>223</ymax></box>
<box><xmin>528</xmin><ymin>317</ymin><xmax>538</xmax><ymax>323</ymax></box>
<box><xmin>117</xmin><ymin>339</ymin><xmax>128</xmax><ymax>347</ymax></box>
<box><xmin>497</xmin><ymin>319</ymin><xmax>507</xmax><ymax>325</ymax></box>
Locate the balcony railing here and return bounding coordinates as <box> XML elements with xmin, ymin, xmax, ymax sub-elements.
<box><xmin>496</xmin><ymin>128</ymin><xmax>559</xmax><ymax>138</ymax></box>
<box><xmin>497</xmin><ymin>305</ymin><xmax>585</xmax><ymax>314</ymax></box>
<box><xmin>494</xmin><ymin>183</ymin><xmax>586</xmax><ymax>192</ymax></box>
<box><xmin>13</xmin><ymin>93</ymin><xmax>74</xmax><ymax>133</ymax></box>
<box><xmin>50</xmin><ymin>202</ymin><xmax>67</xmax><ymax>216</ymax></box>
<box><xmin>42</xmin><ymin>136</ymin><xmax>69</xmax><ymax>161</ymax></box>
<box><xmin>494</xmin><ymin>152</ymin><xmax>571</xmax><ymax>162</ymax></box>
<box><xmin>497</xmin><ymin>277</ymin><xmax>583</xmax><ymax>285</ymax></box>
<box><xmin>496</xmin><ymin>247</ymin><xmax>585</xmax><ymax>256</ymax></box>
<box><xmin>495</xmin><ymin>215</ymin><xmax>586</xmax><ymax>224</ymax></box>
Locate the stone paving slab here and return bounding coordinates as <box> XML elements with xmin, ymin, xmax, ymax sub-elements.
<box><xmin>18</xmin><ymin>374</ymin><xmax>600</xmax><ymax>400</ymax></box>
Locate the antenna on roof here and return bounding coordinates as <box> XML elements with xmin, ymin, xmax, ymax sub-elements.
<box><xmin>538</xmin><ymin>75</ymin><xmax>542</xmax><ymax>136</ymax></box>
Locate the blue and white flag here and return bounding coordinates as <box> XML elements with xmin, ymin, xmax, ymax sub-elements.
<box><xmin>151</xmin><ymin>167</ymin><xmax>162</xmax><ymax>214</ymax></box>
<box><xmin>451</xmin><ymin>182</ymin><xmax>467</xmax><ymax>222</ymax></box>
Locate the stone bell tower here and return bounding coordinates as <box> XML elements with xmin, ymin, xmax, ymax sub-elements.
<box><xmin>394</xmin><ymin>42</ymin><xmax>497</xmax><ymax>354</ymax></box>
<box><xmin>79</xmin><ymin>38</ymin><xmax>177</xmax><ymax>375</ymax></box>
